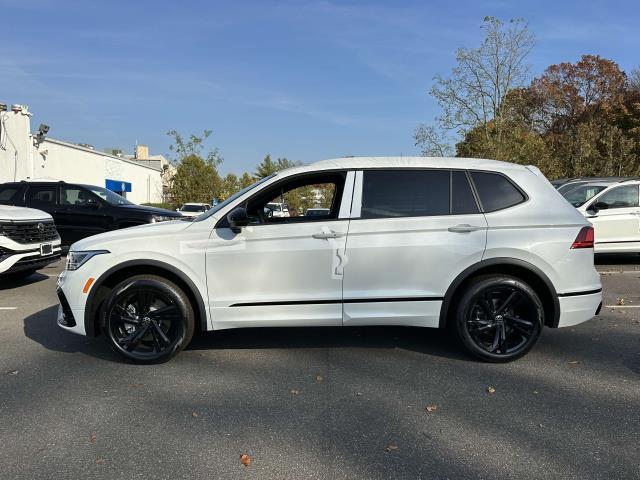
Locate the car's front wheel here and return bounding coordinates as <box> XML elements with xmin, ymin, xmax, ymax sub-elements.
<box><xmin>101</xmin><ymin>275</ymin><xmax>195</xmax><ymax>364</ymax></box>
<box><xmin>453</xmin><ymin>275</ymin><xmax>543</xmax><ymax>362</ymax></box>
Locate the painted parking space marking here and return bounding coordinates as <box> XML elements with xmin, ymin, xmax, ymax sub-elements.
<box><xmin>605</xmin><ymin>305</ymin><xmax>640</xmax><ymax>309</ymax></box>
<box><xmin>0</xmin><ymin>307</ymin><xmax>18</xmax><ymax>310</ymax></box>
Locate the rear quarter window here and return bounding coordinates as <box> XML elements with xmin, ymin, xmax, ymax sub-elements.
<box><xmin>470</xmin><ymin>171</ymin><xmax>526</xmax><ymax>212</ymax></box>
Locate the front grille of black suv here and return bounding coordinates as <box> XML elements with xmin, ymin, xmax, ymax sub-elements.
<box><xmin>0</xmin><ymin>221</ymin><xmax>59</xmax><ymax>244</ymax></box>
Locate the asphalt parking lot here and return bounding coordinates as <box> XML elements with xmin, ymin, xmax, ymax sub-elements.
<box><xmin>0</xmin><ymin>257</ymin><xmax>639</xmax><ymax>480</ymax></box>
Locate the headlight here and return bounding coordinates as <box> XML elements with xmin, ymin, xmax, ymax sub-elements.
<box><xmin>66</xmin><ymin>250</ymin><xmax>109</xmax><ymax>271</ymax></box>
<box><xmin>151</xmin><ymin>215</ymin><xmax>176</xmax><ymax>223</ymax></box>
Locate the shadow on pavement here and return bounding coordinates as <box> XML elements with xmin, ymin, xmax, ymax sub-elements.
<box><xmin>22</xmin><ymin>305</ymin><xmax>118</xmax><ymax>362</ymax></box>
<box><xmin>0</xmin><ymin>272</ymin><xmax>49</xmax><ymax>291</ymax></box>
<box><xmin>23</xmin><ymin>304</ymin><xmax>471</xmax><ymax>362</ymax></box>
<box><xmin>595</xmin><ymin>253</ymin><xmax>640</xmax><ymax>265</ymax></box>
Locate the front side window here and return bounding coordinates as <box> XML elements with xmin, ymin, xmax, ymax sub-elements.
<box><xmin>591</xmin><ymin>185</ymin><xmax>639</xmax><ymax>210</ymax></box>
<box><xmin>361</xmin><ymin>170</ymin><xmax>449</xmax><ymax>219</ymax></box>
<box><xmin>244</xmin><ymin>172</ymin><xmax>345</xmax><ymax>224</ymax></box>
<box><xmin>25</xmin><ymin>185</ymin><xmax>56</xmax><ymax>207</ymax></box>
<box><xmin>470</xmin><ymin>171</ymin><xmax>525</xmax><ymax>212</ymax></box>
<box><xmin>60</xmin><ymin>187</ymin><xmax>101</xmax><ymax>207</ymax></box>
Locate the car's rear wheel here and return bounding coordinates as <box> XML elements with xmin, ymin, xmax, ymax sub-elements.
<box><xmin>453</xmin><ymin>275</ymin><xmax>543</xmax><ymax>362</ymax></box>
<box><xmin>101</xmin><ymin>275</ymin><xmax>194</xmax><ymax>364</ymax></box>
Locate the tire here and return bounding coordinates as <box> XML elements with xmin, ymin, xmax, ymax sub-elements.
<box><xmin>100</xmin><ymin>275</ymin><xmax>195</xmax><ymax>364</ymax></box>
<box><xmin>453</xmin><ymin>275</ymin><xmax>543</xmax><ymax>363</ymax></box>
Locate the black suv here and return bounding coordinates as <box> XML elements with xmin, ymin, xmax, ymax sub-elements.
<box><xmin>0</xmin><ymin>181</ymin><xmax>182</xmax><ymax>246</ymax></box>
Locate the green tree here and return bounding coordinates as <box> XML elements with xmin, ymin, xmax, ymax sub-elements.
<box><xmin>170</xmin><ymin>154</ymin><xmax>222</xmax><ymax>205</ymax></box>
<box><xmin>255</xmin><ymin>154</ymin><xmax>300</xmax><ymax>178</ymax></box>
<box><xmin>165</xmin><ymin>130</ymin><xmax>223</xmax><ymax>205</ymax></box>
<box><xmin>239</xmin><ymin>172</ymin><xmax>256</xmax><ymax>189</ymax></box>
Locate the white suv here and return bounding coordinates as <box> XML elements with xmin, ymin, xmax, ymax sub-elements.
<box><xmin>563</xmin><ymin>179</ymin><xmax>640</xmax><ymax>253</ymax></box>
<box><xmin>1</xmin><ymin>205</ymin><xmax>62</xmax><ymax>279</ymax></box>
<box><xmin>56</xmin><ymin>157</ymin><xmax>602</xmax><ymax>363</ymax></box>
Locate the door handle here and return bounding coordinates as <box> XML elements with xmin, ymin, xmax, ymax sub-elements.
<box><xmin>448</xmin><ymin>224</ymin><xmax>481</xmax><ymax>233</ymax></box>
<box><xmin>312</xmin><ymin>231</ymin><xmax>345</xmax><ymax>239</ymax></box>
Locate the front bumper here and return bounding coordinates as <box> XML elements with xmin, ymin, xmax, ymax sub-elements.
<box><xmin>0</xmin><ymin>243</ymin><xmax>62</xmax><ymax>275</ymax></box>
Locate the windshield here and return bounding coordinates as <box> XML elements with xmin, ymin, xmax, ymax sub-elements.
<box><xmin>181</xmin><ymin>205</ymin><xmax>207</xmax><ymax>212</ymax></box>
<box><xmin>562</xmin><ymin>184</ymin><xmax>608</xmax><ymax>207</ymax></box>
<box><xmin>85</xmin><ymin>185</ymin><xmax>134</xmax><ymax>205</ymax></box>
<box><xmin>194</xmin><ymin>175</ymin><xmax>276</xmax><ymax>222</ymax></box>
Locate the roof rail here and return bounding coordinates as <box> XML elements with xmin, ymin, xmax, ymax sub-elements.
<box><xmin>619</xmin><ymin>177</ymin><xmax>640</xmax><ymax>183</ymax></box>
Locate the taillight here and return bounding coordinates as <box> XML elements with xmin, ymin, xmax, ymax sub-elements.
<box><xmin>571</xmin><ymin>226</ymin><xmax>594</xmax><ymax>249</ymax></box>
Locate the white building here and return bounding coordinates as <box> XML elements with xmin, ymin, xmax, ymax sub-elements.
<box><xmin>0</xmin><ymin>104</ymin><xmax>164</xmax><ymax>204</ymax></box>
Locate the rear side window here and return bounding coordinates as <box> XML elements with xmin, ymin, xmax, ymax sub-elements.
<box><xmin>361</xmin><ymin>170</ymin><xmax>449</xmax><ymax>218</ymax></box>
<box><xmin>452</xmin><ymin>171</ymin><xmax>479</xmax><ymax>214</ymax></box>
<box><xmin>470</xmin><ymin>172</ymin><xmax>525</xmax><ymax>212</ymax></box>
<box><xmin>0</xmin><ymin>186</ymin><xmax>21</xmax><ymax>204</ymax></box>
<box><xmin>25</xmin><ymin>185</ymin><xmax>56</xmax><ymax>207</ymax></box>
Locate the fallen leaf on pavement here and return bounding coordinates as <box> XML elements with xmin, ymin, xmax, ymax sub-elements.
<box><xmin>568</xmin><ymin>360</ymin><xmax>581</xmax><ymax>365</ymax></box>
<box><xmin>316</xmin><ymin>375</ymin><xmax>324</xmax><ymax>382</ymax></box>
<box><xmin>89</xmin><ymin>433</ymin><xmax>97</xmax><ymax>444</ymax></box>
<box><xmin>240</xmin><ymin>453</ymin><xmax>251</xmax><ymax>466</ymax></box>
<box><xmin>487</xmin><ymin>386</ymin><xmax>496</xmax><ymax>394</ymax></box>
<box><xmin>425</xmin><ymin>405</ymin><xmax>438</xmax><ymax>412</ymax></box>
<box><xmin>290</xmin><ymin>388</ymin><xmax>300</xmax><ymax>395</ymax></box>
<box><xmin>617</xmin><ymin>298</ymin><xmax>625</xmax><ymax>305</ymax></box>
<box><xmin>95</xmin><ymin>458</ymin><xmax>106</xmax><ymax>465</ymax></box>
<box><xmin>385</xmin><ymin>443</ymin><xmax>398</xmax><ymax>452</ymax></box>
<box><xmin>192</xmin><ymin>412</ymin><xmax>199</xmax><ymax>418</ymax></box>
<box><xmin>8</xmin><ymin>370</ymin><xmax>19</xmax><ymax>376</ymax></box>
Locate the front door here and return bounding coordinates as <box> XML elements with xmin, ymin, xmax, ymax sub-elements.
<box><xmin>586</xmin><ymin>184</ymin><xmax>640</xmax><ymax>251</ymax></box>
<box><xmin>343</xmin><ymin>169</ymin><xmax>488</xmax><ymax>328</ymax></box>
<box><xmin>55</xmin><ymin>186</ymin><xmax>111</xmax><ymax>245</ymax></box>
<box><xmin>206</xmin><ymin>171</ymin><xmax>354</xmax><ymax>329</ymax></box>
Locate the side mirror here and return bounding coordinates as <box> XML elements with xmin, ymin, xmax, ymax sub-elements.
<box><xmin>227</xmin><ymin>207</ymin><xmax>249</xmax><ymax>233</ymax></box>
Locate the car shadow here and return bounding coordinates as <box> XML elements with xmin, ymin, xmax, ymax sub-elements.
<box><xmin>23</xmin><ymin>305</ymin><xmax>119</xmax><ymax>362</ymax></box>
<box><xmin>595</xmin><ymin>253</ymin><xmax>640</xmax><ymax>265</ymax></box>
<box><xmin>0</xmin><ymin>272</ymin><xmax>49</xmax><ymax>290</ymax></box>
<box><xmin>23</xmin><ymin>305</ymin><xmax>471</xmax><ymax>362</ymax></box>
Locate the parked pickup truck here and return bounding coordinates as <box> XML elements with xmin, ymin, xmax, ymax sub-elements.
<box><xmin>0</xmin><ymin>205</ymin><xmax>62</xmax><ymax>279</ymax></box>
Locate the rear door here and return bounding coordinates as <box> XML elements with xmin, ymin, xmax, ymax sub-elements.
<box><xmin>586</xmin><ymin>184</ymin><xmax>640</xmax><ymax>249</ymax></box>
<box><xmin>23</xmin><ymin>184</ymin><xmax>56</xmax><ymax>214</ymax></box>
<box><xmin>342</xmin><ymin>169</ymin><xmax>487</xmax><ymax>327</ymax></box>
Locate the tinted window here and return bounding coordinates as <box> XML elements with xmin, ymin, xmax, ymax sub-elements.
<box><xmin>452</xmin><ymin>171</ymin><xmax>479</xmax><ymax>214</ymax></box>
<box><xmin>60</xmin><ymin>187</ymin><xmax>100</xmax><ymax>207</ymax></box>
<box><xmin>25</xmin><ymin>186</ymin><xmax>56</xmax><ymax>207</ymax></box>
<box><xmin>0</xmin><ymin>186</ymin><xmax>21</xmax><ymax>204</ymax></box>
<box><xmin>593</xmin><ymin>185</ymin><xmax>639</xmax><ymax>209</ymax></box>
<box><xmin>361</xmin><ymin>170</ymin><xmax>449</xmax><ymax>218</ymax></box>
<box><xmin>470</xmin><ymin>172</ymin><xmax>525</xmax><ymax>212</ymax></box>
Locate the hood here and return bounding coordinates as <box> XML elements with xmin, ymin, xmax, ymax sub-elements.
<box><xmin>0</xmin><ymin>205</ymin><xmax>53</xmax><ymax>222</ymax></box>
<box><xmin>118</xmin><ymin>204</ymin><xmax>182</xmax><ymax>217</ymax></box>
<box><xmin>71</xmin><ymin>219</ymin><xmax>191</xmax><ymax>251</ymax></box>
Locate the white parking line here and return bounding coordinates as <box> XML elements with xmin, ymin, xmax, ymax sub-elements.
<box><xmin>605</xmin><ymin>305</ymin><xmax>640</xmax><ymax>309</ymax></box>
<box><xmin>598</xmin><ymin>270</ymin><xmax>640</xmax><ymax>275</ymax></box>
<box><xmin>0</xmin><ymin>307</ymin><xmax>17</xmax><ymax>310</ymax></box>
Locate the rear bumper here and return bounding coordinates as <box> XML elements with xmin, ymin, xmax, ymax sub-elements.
<box><xmin>556</xmin><ymin>289</ymin><xmax>602</xmax><ymax>328</ymax></box>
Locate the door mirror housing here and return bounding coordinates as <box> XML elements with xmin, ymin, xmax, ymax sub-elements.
<box><xmin>588</xmin><ymin>201</ymin><xmax>608</xmax><ymax>215</ymax></box>
<box><xmin>227</xmin><ymin>207</ymin><xmax>249</xmax><ymax>233</ymax></box>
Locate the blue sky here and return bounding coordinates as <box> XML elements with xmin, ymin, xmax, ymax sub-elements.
<box><xmin>1</xmin><ymin>0</ymin><xmax>639</xmax><ymax>174</ymax></box>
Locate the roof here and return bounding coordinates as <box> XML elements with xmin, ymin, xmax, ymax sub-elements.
<box><xmin>278</xmin><ymin>156</ymin><xmax>527</xmax><ymax>177</ymax></box>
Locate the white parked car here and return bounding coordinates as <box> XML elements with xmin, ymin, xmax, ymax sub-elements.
<box><xmin>566</xmin><ymin>179</ymin><xmax>640</xmax><ymax>253</ymax></box>
<box><xmin>177</xmin><ymin>203</ymin><xmax>211</xmax><ymax>218</ymax></box>
<box><xmin>264</xmin><ymin>202</ymin><xmax>289</xmax><ymax>218</ymax></box>
<box><xmin>0</xmin><ymin>205</ymin><xmax>62</xmax><ymax>279</ymax></box>
<box><xmin>56</xmin><ymin>157</ymin><xmax>602</xmax><ymax>364</ymax></box>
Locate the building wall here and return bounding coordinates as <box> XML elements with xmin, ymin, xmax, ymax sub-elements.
<box><xmin>34</xmin><ymin>138</ymin><xmax>163</xmax><ymax>204</ymax></box>
<box><xmin>0</xmin><ymin>105</ymin><xmax>163</xmax><ymax>204</ymax></box>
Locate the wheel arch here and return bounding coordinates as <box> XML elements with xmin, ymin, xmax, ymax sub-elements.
<box><xmin>439</xmin><ymin>258</ymin><xmax>560</xmax><ymax>329</ymax></box>
<box><xmin>84</xmin><ymin>260</ymin><xmax>208</xmax><ymax>337</ymax></box>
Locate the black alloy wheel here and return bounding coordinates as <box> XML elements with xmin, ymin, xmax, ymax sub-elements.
<box><xmin>101</xmin><ymin>275</ymin><xmax>194</xmax><ymax>364</ymax></box>
<box><xmin>454</xmin><ymin>275</ymin><xmax>543</xmax><ymax>362</ymax></box>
